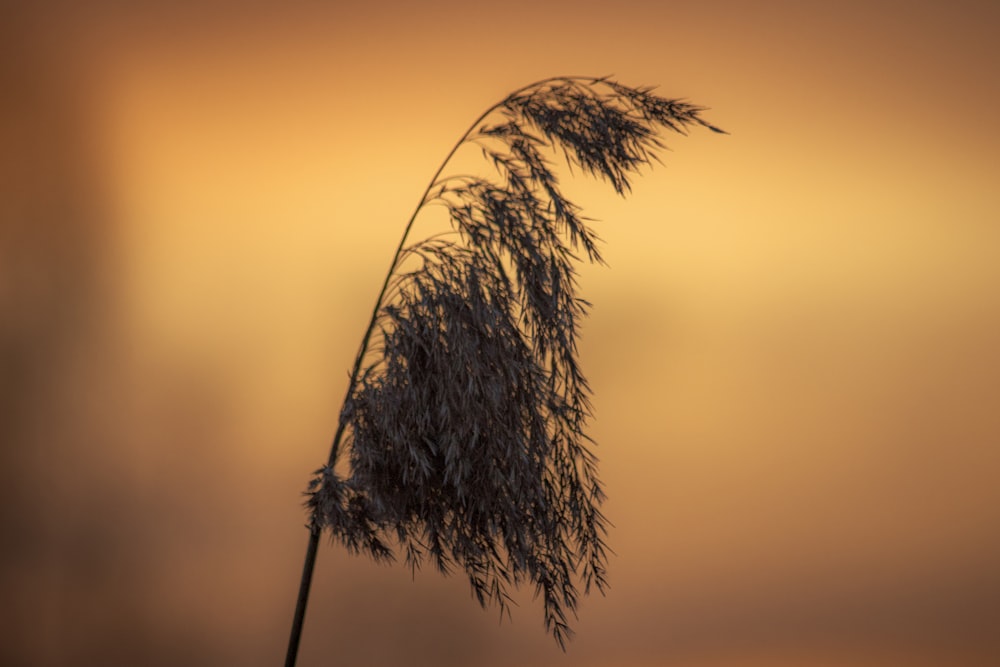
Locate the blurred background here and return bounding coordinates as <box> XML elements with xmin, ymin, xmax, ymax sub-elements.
<box><xmin>2</xmin><ymin>1</ymin><xmax>998</xmax><ymax>665</ymax></box>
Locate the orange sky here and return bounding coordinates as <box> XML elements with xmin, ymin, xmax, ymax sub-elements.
<box><xmin>4</xmin><ymin>1</ymin><xmax>999</xmax><ymax>665</ymax></box>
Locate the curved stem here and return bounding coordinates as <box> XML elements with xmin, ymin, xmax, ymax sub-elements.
<box><xmin>283</xmin><ymin>75</ymin><xmax>605</xmax><ymax>667</ymax></box>
<box><xmin>324</xmin><ymin>75</ymin><xmax>603</xmax><ymax>467</ymax></box>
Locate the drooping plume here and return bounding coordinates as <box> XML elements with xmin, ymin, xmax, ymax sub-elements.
<box><xmin>305</xmin><ymin>76</ymin><xmax>724</xmax><ymax>647</ymax></box>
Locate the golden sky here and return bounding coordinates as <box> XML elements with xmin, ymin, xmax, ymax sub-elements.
<box><xmin>3</xmin><ymin>1</ymin><xmax>999</xmax><ymax>665</ymax></box>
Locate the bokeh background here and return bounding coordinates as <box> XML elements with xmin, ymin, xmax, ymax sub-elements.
<box><xmin>3</xmin><ymin>1</ymin><xmax>998</xmax><ymax>665</ymax></box>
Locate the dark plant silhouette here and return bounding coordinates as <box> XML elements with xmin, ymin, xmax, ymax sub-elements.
<box><xmin>286</xmin><ymin>76</ymin><xmax>724</xmax><ymax>665</ymax></box>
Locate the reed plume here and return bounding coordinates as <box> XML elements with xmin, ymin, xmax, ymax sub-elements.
<box><xmin>286</xmin><ymin>76</ymin><xmax>724</xmax><ymax>665</ymax></box>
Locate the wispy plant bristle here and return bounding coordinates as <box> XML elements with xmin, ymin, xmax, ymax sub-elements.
<box><xmin>303</xmin><ymin>76</ymin><xmax>723</xmax><ymax>649</ymax></box>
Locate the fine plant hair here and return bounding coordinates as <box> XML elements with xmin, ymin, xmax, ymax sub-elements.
<box><xmin>286</xmin><ymin>76</ymin><xmax>724</xmax><ymax>665</ymax></box>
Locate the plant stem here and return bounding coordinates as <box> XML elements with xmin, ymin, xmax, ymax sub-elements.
<box><xmin>284</xmin><ymin>526</ymin><xmax>319</xmax><ymax>667</ymax></box>
<box><xmin>323</xmin><ymin>77</ymin><xmax>597</xmax><ymax>468</ymax></box>
<box><xmin>282</xmin><ymin>76</ymin><xmax>603</xmax><ymax>666</ymax></box>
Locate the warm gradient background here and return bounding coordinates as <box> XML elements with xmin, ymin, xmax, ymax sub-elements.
<box><xmin>3</xmin><ymin>1</ymin><xmax>999</xmax><ymax>665</ymax></box>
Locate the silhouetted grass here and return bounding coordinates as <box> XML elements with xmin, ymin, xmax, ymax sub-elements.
<box><xmin>286</xmin><ymin>76</ymin><xmax>724</xmax><ymax>665</ymax></box>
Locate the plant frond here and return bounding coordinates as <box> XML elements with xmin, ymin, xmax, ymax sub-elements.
<box><xmin>306</xmin><ymin>76</ymin><xmax>724</xmax><ymax>647</ymax></box>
